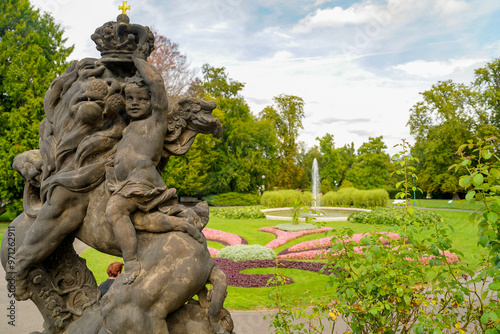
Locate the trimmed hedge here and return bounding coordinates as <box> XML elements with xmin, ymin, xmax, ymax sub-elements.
<box><xmin>260</xmin><ymin>190</ymin><xmax>313</xmax><ymax>208</ymax></box>
<box><xmin>348</xmin><ymin>207</ymin><xmax>444</xmax><ymax>226</ymax></box>
<box><xmin>217</xmin><ymin>244</ymin><xmax>277</xmax><ymax>261</ymax></box>
<box><xmin>202</xmin><ymin>192</ymin><xmax>260</xmax><ymax>206</ymax></box>
<box><xmin>210</xmin><ymin>206</ymin><xmax>265</xmax><ymax>219</ymax></box>
<box><xmin>322</xmin><ymin>188</ymin><xmax>389</xmax><ymax>208</ymax></box>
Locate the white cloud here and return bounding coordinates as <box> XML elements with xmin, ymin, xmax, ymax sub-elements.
<box><xmin>432</xmin><ymin>0</ymin><xmax>469</xmax><ymax>16</ymax></box>
<box><xmin>292</xmin><ymin>4</ymin><xmax>387</xmax><ymax>33</ymax></box>
<box><xmin>394</xmin><ymin>58</ymin><xmax>487</xmax><ymax>79</ymax></box>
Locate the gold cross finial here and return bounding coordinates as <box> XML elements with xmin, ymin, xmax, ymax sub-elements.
<box><xmin>119</xmin><ymin>1</ymin><xmax>130</xmax><ymax>15</ymax></box>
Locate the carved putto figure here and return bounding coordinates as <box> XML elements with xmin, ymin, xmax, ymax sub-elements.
<box><xmin>1</xmin><ymin>5</ymin><xmax>233</xmax><ymax>334</ymax></box>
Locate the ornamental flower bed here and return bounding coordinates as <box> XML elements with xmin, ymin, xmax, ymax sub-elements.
<box><xmin>282</xmin><ymin>232</ymin><xmax>402</xmax><ymax>254</ymax></box>
<box><xmin>411</xmin><ymin>250</ymin><xmax>459</xmax><ymax>265</ymax></box>
<box><xmin>259</xmin><ymin>226</ymin><xmax>332</xmax><ymax>249</ymax></box>
<box><xmin>208</xmin><ymin>247</ymin><xmax>220</xmax><ymax>257</ymax></box>
<box><xmin>278</xmin><ymin>247</ymin><xmax>364</xmax><ymax>260</ymax></box>
<box><xmin>278</xmin><ymin>234</ymin><xmax>459</xmax><ymax>265</ymax></box>
<box><xmin>203</xmin><ymin>228</ymin><xmax>247</xmax><ymax>246</ymax></box>
<box><xmin>213</xmin><ymin>258</ymin><xmax>345</xmax><ymax>287</ymax></box>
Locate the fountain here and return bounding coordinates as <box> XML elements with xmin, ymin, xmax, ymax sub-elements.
<box><xmin>261</xmin><ymin>158</ymin><xmax>371</xmax><ymax>222</ymax></box>
<box><xmin>312</xmin><ymin>158</ymin><xmax>320</xmax><ymax>207</ymax></box>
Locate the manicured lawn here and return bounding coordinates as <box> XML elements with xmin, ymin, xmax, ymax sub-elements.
<box><xmin>389</xmin><ymin>198</ymin><xmax>485</xmax><ymax>211</ymax></box>
<box><xmin>78</xmin><ymin>208</ymin><xmax>484</xmax><ymax>310</ymax></box>
<box><xmin>80</xmin><ymin>249</ymin><xmax>123</xmax><ymax>283</ymax></box>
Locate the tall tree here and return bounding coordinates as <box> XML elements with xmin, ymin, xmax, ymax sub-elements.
<box><xmin>147</xmin><ymin>30</ymin><xmax>195</xmax><ymax>102</ymax></box>
<box><xmin>317</xmin><ymin>133</ymin><xmax>341</xmax><ymax>188</ymax></box>
<box><xmin>345</xmin><ymin>136</ymin><xmax>393</xmax><ymax>189</ymax></box>
<box><xmin>473</xmin><ymin>58</ymin><xmax>500</xmax><ymax>137</ymax></box>
<box><xmin>162</xmin><ymin>65</ymin><xmax>278</xmax><ymax>195</ymax></box>
<box><xmin>408</xmin><ymin>80</ymin><xmax>479</xmax><ymax>198</ymax></box>
<box><xmin>0</xmin><ymin>0</ymin><xmax>73</xmax><ymax>216</ymax></box>
<box><xmin>260</xmin><ymin>94</ymin><xmax>306</xmax><ymax>189</ymax></box>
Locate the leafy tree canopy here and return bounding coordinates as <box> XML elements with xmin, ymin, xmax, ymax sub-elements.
<box><xmin>0</xmin><ymin>0</ymin><xmax>73</xmax><ymax>216</ymax></box>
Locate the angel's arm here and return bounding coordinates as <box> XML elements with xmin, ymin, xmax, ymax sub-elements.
<box><xmin>132</xmin><ymin>49</ymin><xmax>168</xmax><ymax>123</ymax></box>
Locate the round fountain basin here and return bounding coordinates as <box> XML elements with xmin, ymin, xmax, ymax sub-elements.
<box><xmin>261</xmin><ymin>207</ymin><xmax>371</xmax><ymax>222</ymax></box>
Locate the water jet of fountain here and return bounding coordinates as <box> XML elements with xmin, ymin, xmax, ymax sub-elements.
<box><xmin>312</xmin><ymin>158</ymin><xmax>320</xmax><ymax>208</ymax></box>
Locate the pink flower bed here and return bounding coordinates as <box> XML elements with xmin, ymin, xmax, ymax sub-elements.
<box><xmin>279</xmin><ymin>238</ymin><xmax>459</xmax><ymax>265</ymax></box>
<box><xmin>285</xmin><ymin>232</ymin><xmax>402</xmax><ymax>253</ymax></box>
<box><xmin>278</xmin><ymin>247</ymin><xmax>364</xmax><ymax>260</ymax></box>
<box><xmin>259</xmin><ymin>226</ymin><xmax>332</xmax><ymax>249</ymax></box>
<box><xmin>203</xmin><ymin>228</ymin><xmax>245</xmax><ymax>246</ymax></box>
<box><xmin>208</xmin><ymin>247</ymin><xmax>220</xmax><ymax>257</ymax></box>
<box><xmin>416</xmin><ymin>250</ymin><xmax>460</xmax><ymax>265</ymax></box>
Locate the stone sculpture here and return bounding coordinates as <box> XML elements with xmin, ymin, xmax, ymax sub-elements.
<box><xmin>1</xmin><ymin>6</ymin><xmax>234</xmax><ymax>334</ymax></box>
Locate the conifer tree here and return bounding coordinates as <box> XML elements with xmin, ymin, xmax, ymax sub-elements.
<box><xmin>0</xmin><ymin>0</ymin><xmax>73</xmax><ymax>216</ymax></box>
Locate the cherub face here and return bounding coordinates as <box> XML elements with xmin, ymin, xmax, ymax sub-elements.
<box><xmin>124</xmin><ymin>84</ymin><xmax>151</xmax><ymax>120</ymax></box>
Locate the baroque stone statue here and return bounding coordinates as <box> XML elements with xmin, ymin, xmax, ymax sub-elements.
<box><xmin>1</xmin><ymin>8</ymin><xmax>234</xmax><ymax>334</ymax></box>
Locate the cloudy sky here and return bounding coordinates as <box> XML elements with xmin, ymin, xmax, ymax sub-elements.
<box><xmin>30</xmin><ymin>0</ymin><xmax>500</xmax><ymax>154</ymax></box>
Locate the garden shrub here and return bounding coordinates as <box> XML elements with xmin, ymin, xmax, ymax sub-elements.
<box><xmin>210</xmin><ymin>206</ymin><xmax>265</xmax><ymax>219</ymax></box>
<box><xmin>202</xmin><ymin>192</ymin><xmax>260</xmax><ymax>206</ymax></box>
<box><xmin>217</xmin><ymin>244</ymin><xmax>276</xmax><ymax>261</ymax></box>
<box><xmin>322</xmin><ymin>188</ymin><xmax>389</xmax><ymax>208</ymax></box>
<box><xmin>260</xmin><ymin>189</ymin><xmax>312</xmax><ymax>208</ymax></box>
<box><xmin>348</xmin><ymin>203</ymin><xmax>443</xmax><ymax>226</ymax></box>
<box><xmin>321</xmin><ymin>191</ymin><xmax>340</xmax><ymax>206</ymax></box>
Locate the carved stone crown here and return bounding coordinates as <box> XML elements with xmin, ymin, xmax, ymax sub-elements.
<box><xmin>91</xmin><ymin>14</ymin><xmax>155</xmax><ymax>60</ymax></box>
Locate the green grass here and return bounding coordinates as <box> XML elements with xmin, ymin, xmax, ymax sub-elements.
<box><xmin>388</xmin><ymin>198</ymin><xmax>485</xmax><ymax>210</ymax></box>
<box><xmin>224</xmin><ymin>267</ymin><xmax>333</xmax><ymax>310</ymax></box>
<box><xmin>80</xmin><ymin>250</ymin><xmax>122</xmax><ymax>284</ymax></box>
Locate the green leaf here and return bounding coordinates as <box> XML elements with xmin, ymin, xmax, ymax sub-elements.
<box><xmin>487</xmin><ymin>212</ymin><xmax>498</xmax><ymax>223</ymax></box>
<box><xmin>460</xmin><ymin>176</ymin><xmax>471</xmax><ymax>188</ymax></box>
<box><xmin>489</xmin><ymin>282</ymin><xmax>500</xmax><ymax>291</ymax></box>
<box><xmin>465</xmin><ymin>191</ymin><xmax>476</xmax><ymax>202</ymax></box>
<box><xmin>481</xmin><ymin>312</ymin><xmax>490</xmax><ymax>324</ymax></box>
<box><xmin>473</xmin><ymin>173</ymin><xmax>484</xmax><ymax>186</ymax></box>
<box><xmin>414</xmin><ymin>325</ymin><xmax>424</xmax><ymax>334</ymax></box>
<box><xmin>483</xmin><ymin>151</ymin><xmax>493</xmax><ymax>160</ymax></box>
<box><xmin>491</xmin><ymin>168</ymin><xmax>500</xmax><ymax>179</ymax></box>
<box><xmin>403</xmin><ymin>294</ymin><xmax>411</xmax><ymax>305</ymax></box>
<box><xmin>478</xmin><ymin>234</ymin><xmax>489</xmax><ymax>247</ymax></box>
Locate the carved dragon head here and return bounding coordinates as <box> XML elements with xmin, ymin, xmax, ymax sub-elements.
<box><xmin>163</xmin><ymin>97</ymin><xmax>222</xmax><ymax>157</ymax></box>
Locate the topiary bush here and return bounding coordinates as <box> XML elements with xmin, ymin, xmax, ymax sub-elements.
<box><xmin>348</xmin><ymin>207</ymin><xmax>444</xmax><ymax>226</ymax></box>
<box><xmin>260</xmin><ymin>190</ymin><xmax>313</xmax><ymax>208</ymax></box>
<box><xmin>202</xmin><ymin>192</ymin><xmax>260</xmax><ymax>206</ymax></box>
<box><xmin>210</xmin><ymin>206</ymin><xmax>265</xmax><ymax>219</ymax></box>
<box><xmin>217</xmin><ymin>244</ymin><xmax>276</xmax><ymax>261</ymax></box>
<box><xmin>322</xmin><ymin>188</ymin><xmax>389</xmax><ymax>208</ymax></box>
